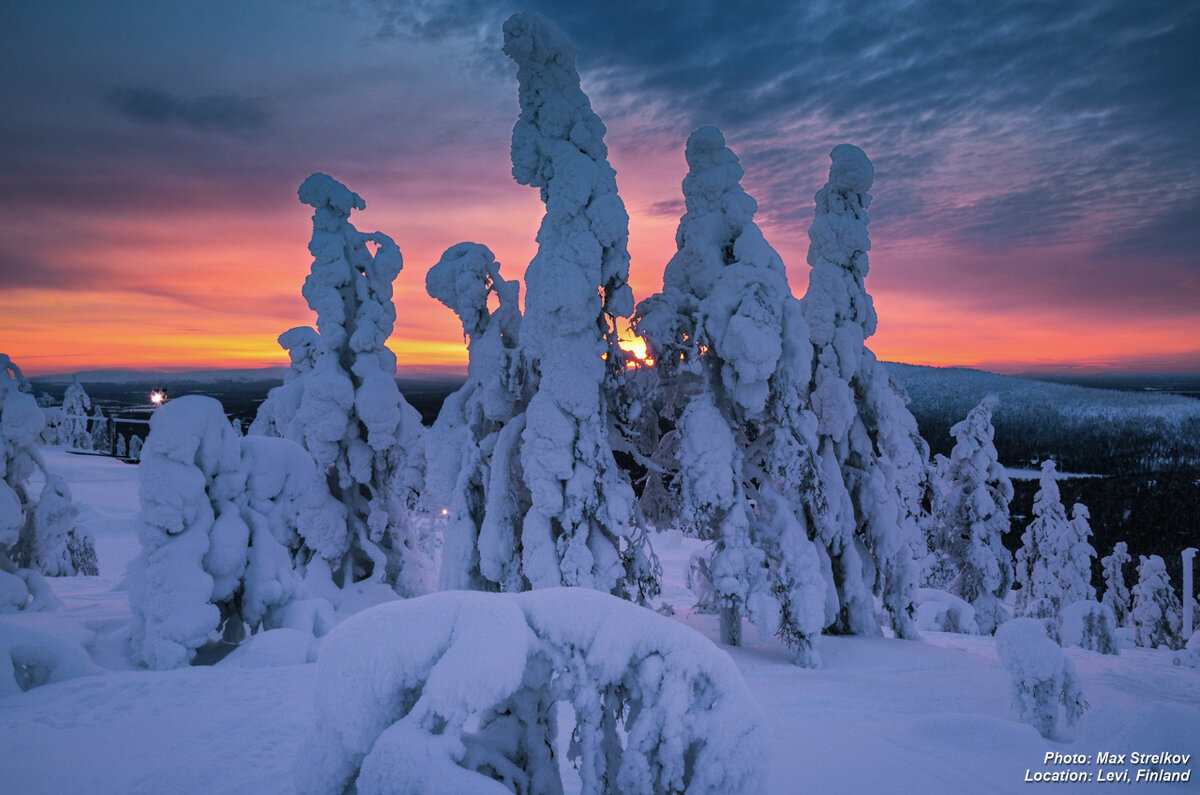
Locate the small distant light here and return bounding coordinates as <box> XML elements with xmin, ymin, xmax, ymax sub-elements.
<box><xmin>440</xmin><ymin>508</ymin><xmax>449</xmax><ymax>517</ymax></box>
<box><xmin>150</xmin><ymin>390</ymin><xmax>166</xmax><ymax>406</ymax></box>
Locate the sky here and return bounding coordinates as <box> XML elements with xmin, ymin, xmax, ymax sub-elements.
<box><xmin>1</xmin><ymin>0</ymin><xmax>1198</xmax><ymax>376</ymax></box>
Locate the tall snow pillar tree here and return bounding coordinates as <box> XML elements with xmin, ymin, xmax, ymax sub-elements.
<box><xmin>635</xmin><ymin>126</ymin><xmax>829</xmax><ymax>664</ymax></box>
<box><xmin>497</xmin><ymin>12</ymin><xmax>657</xmax><ymax>599</ymax></box>
<box><xmin>275</xmin><ymin>174</ymin><xmax>428</xmax><ymax>595</ymax></box>
<box><xmin>801</xmin><ymin>144</ymin><xmax>927</xmax><ymax>639</ymax></box>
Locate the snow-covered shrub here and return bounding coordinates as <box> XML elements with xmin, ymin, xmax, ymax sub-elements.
<box><xmin>915</xmin><ymin>588</ymin><xmax>978</xmax><ymax>634</ymax></box>
<box><xmin>251</xmin><ymin>175</ymin><xmax>429</xmax><ymax>596</ymax></box>
<box><xmin>1173</xmin><ymin>631</ymin><xmax>1200</xmax><ymax>668</ymax></box>
<box><xmin>932</xmin><ymin>397</ymin><xmax>1013</xmax><ymax>634</ymax></box>
<box><xmin>424</xmin><ymin>242</ymin><xmax>524</xmax><ymax>591</ymax></box>
<box><xmin>59</xmin><ymin>378</ymin><xmax>92</xmax><ymax>450</ymax></box>
<box><xmin>636</xmin><ymin>126</ymin><xmax>832</xmax><ymax>663</ymax></box>
<box><xmin>0</xmin><ymin>622</ymin><xmax>101</xmax><ymax>697</ymax></box>
<box><xmin>128</xmin><ymin>435</ymin><xmax>143</xmax><ymax>462</ymax></box>
<box><xmin>115</xmin><ymin>434</ymin><xmax>127</xmax><ymax>458</ymax></box>
<box><xmin>1060</xmin><ymin>600</ymin><xmax>1118</xmax><ymax>654</ymax></box>
<box><xmin>1015</xmin><ymin>461</ymin><xmax>1067</xmax><ymax>620</ymax></box>
<box><xmin>995</xmin><ymin>617</ymin><xmax>1085</xmax><ymax>739</ymax></box>
<box><xmin>1100</xmin><ymin>541</ymin><xmax>1132</xmax><ymax>626</ymax></box>
<box><xmin>129</xmin><ymin>395</ymin><xmax>317</xmax><ymax>669</ymax></box>
<box><xmin>472</xmin><ymin>12</ymin><xmax>657</xmax><ymax>600</ymax></box>
<box><xmin>1131</xmin><ymin>554</ymin><xmax>1182</xmax><ymax>649</ymax></box>
<box><xmin>0</xmin><ymin>354</ymin><xmax>96</xmax><ymax>584</ymax></box>
<box><xmin>295</xmin><ymin>588</ymin><xmax>768</xmax><ymax>795</ymax></box>
<box><xmin>799</xmin><ymin>143</ymin><xmax>929</xmax><ymax>639</ymax></box>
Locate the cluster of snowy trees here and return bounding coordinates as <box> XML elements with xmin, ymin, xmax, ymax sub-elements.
<box><xmin>1</xmin><ymin>354</ymin><xmax>97</xmax><ymax>614</ymax></box>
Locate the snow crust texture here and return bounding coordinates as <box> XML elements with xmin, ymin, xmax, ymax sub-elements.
<box><xmin>296</xmin><ymin>588</ymin><xmax>767</xmax><ymax>795</ymax></box>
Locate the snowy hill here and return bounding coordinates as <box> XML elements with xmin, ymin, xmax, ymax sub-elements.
<box><xmin>2</xmin><ymin>450</ymin><xmax>1198</xmax><ymax>793</ymax></box>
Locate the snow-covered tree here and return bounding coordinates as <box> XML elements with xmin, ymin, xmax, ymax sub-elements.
<box><xmin>129</xmin><ymin>395</ymin><xmax>318</xmax><ymax>669</ymax></box>
<box><xmin>425</xmin><ymin>242</ymin><xmax>524</xmax><ymax>591</ymax></box>
<box><xmin>1058</xmin><ymin>503</ymin><xmax>1097</xmax><ymax>607</ymax></box>
<box><xmin>0</xmin><ymin>354</ymin><xmax>96</xmax><ymax>588</ymax></box>
<box><xmin>128</xmin><ymin>435</ymin><xmax>143</xmax><ymax>462</ymax></box>
<box><xmin>995</xmin><ymin>617</ymin><xmax>1085</xmax><ymax>739</ymax></box>
<box><xmin>59</xmin><ymin>378</ymin><xmax>92</xmax><ymax>450</ymax></box>
<box><xmin>636</xmin><ymin>126</ymin><xmax>830</xmax><ymax>663</ymax></box>
<box><xmin>88</xmin><ymin>405</ymin><xmax>110</xmax><ymax>453</ymax></box>
<box><xmin>1131</xmin><ymin>554</ymin><xmax>1182</xmax><ymax>650</ymax></box>
<box><xmin>477</xmin><ymin>12</ymin><xmax>656</xmax><ymax>600</ymax></box>
<box><xmin>1100</xmin><ymin>541</ymin><xmax>1131</xmax><ymax>626</ymax></box>
<box><xmin>799</xmin><ymin>143</ymin><xmax>928</xmax><ymax>638</ymax></box>
<box><xmin>295</xmin><ymin>588</ymin><xmax>769</xmax><ymax>795</ymax></box>
<box><xmin>1060</xmin><ymin>600</ymin><xmax>1118</xmax><ymax>654</ymax></box>
<box><xmin>932</xmin><ymin>396</ymin><xmax>1014</xmax><ymax>634</ymax></box>
<box><xmin>251</xmin><ymin>174</ymin><xmax>429</xmax><ymax>596</ymax></box>
<box><xmin>1015</xmin><ymin>460</ymin><xmax>1067</xmax><ymax>620</ymax></box>
<box><xmin>115</xmin><ymin>435</ymin><xmax>127</xmax><ymax>459</ymax></box>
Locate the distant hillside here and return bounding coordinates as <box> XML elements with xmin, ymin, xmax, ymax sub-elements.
<box><xmin>884</xmin><ymin>363</ymin><xmax>1200</xmax><ymax>475</ymax></box>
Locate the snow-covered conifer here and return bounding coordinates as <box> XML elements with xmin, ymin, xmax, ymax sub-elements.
<box><xmin>1060</xmin><ymin>600</ymin><xmax>1118</xmax><ymax>654</ymax></box>
<box><xmin>128</xmin><ymin>435</ymin><xmax>143</xmax><ymax>462</ymax></box>
<box><xmin>252</xmin><ymin>174</ymin><xmax>429</xmax><ymax>595</ymax></box>
<box><xmin>1101</xmin><ymin>541</ymin><xmax>1132</xmax><ymax>626</ymax></box>
<box><xmin>0</xmin><ymin>354</ymin><xmax>96</xmax><ymax>585</ymax></box>
<box><xmin>1015</xmin><ymin>460</ymin><xmax>1067</xmax><ymax>619</ymax></box>
<box><xmin>59</xmin><ymin>378</ymin><xmax>92</xmax><ymax>450</ymax></box>
<box><xmin>88</xmin><ymin>405</ymin><xmax>110</xmax><ymax>453</ymax></box>
<box><xmin>425</xmin><ymin>242</ymin><xmax>524</xmax><ymax>591</ymax></box>
<box><xmin>933</xmin><ymin>396</ymin><xmax>1014</xmax><ymax>634</ymax></box>
<box><xmin>483</xmin><ymin>12</ymin><xmax>656</xmax><ymax>599</ymax></box>
<box><xmin>799</xmin><ymin>144</ymin><xmax>928</xmax><ymax>638</ymax></box>
<box><xmin>1058</xmin><ymin>503</ymin><xmax>1096</xmax><ymax>607</ymax></box>
<box><xmin>116</xmin><ymin>435</ymin><xmax>127</xmax><ymax>459</ymax></box>
<box><xmin>1131</xmin><ymin>554</ymin><xmax>1182</xmax><ymax>650</ymax></box>
<box><xmin>995</xmin><ymin>617</ymin><xmax>1085</xmax><ymax>738</ymax></box>
<box><xmin>636</xmin><ymin>126</ymin><xmax>830</xmax><ymax>662</ymax></box>
<box><xmin>130</xmin><ymin>396</ymin><xmax>315</xmax><ymax>668</ymax></box>
<box><xmin>295</xmin><ymin>589</ymin><xmax>768</xmax><ymax>795</ymax></box>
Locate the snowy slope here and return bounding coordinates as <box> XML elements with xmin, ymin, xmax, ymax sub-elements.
<box><xmin>2</xmin><ymin>450</ymin><xmax>1198</xmax><ymax>794</ymax></box>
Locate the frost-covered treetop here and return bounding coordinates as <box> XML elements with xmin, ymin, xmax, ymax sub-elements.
<box><xmin>0</xmin><ymin>354</ymin><xmax>30</xmax><ymax>396</ymax></box>
<box><xmin>660</xmin><ymin>125</ymin><xmax>785</xmax><ymax>302</ymax></box>
<box><xmin>298</xmin><ymin>171</ymin><xmax>403</xmax><ymax>361</ymax></box>
<box><xmin>804</xmin><ymin>143</ymin><xmax>877</xmax><ymax>350</ymax></box>
<box><xmin>502</xmin><ymin>10</ymin><xmax>634</xmax><ymax>360</ymax></box>
<box><xmin>1035</xmin><ymin>459</ymin><xmax>1062</xmax><ymax>508</ymax></box>
<box><xmin>426</xmin><ymin>242</ymin><xmax>514</xmax><ymax>341</ymax></box>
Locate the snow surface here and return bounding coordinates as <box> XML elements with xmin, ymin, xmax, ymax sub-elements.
<box><xmin>1</xmin><ymin>450</ymin><xmax>1199</xmax><ymax>793</ymax></box>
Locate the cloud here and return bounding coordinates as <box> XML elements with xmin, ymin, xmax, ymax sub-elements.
<box><xmin>104</xmin><ymin>87</ymin><xmax>272</xmax><ymax>138</ymax></box>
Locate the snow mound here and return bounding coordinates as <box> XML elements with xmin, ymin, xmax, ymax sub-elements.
<box><xmin>915</xmin><ymin>589</ymin><xmax>978</xmax><ymax>634</ymax></box>
<box><xmin>0</xmin><ymin>621</ymin><xmax>100</xmax><ymax>697</ymax></box>
<box><xmin>994</xmin><ymin>618</ymin><xmax>1085</xmax><ymax>738</ymax></box>
<box><xmin>296</xmin><ymin>588</ymin><xmax>768</xmax><ymax>794</ymax></box>
<box><xmin>1060</xmin><ymin>600</ymin><xmax>1118</xmax><ymax>654</ymax></box>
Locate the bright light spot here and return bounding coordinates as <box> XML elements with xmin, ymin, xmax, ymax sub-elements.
<box><xmin>615</xmin><ymin>318</ymin><xmax>654</xmax><ymax>367</ymax></box>
<box><xmin>150</xmin><ymin>390</ymin><xmax>166</xmax><ymax>406</ymax></box>
<box><xmin>440</xmin><ymin>508</ymin><xmax>449</xmax><ymax>517</ymax></box>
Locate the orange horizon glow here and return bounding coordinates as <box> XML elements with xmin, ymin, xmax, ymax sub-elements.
<box><xmin>3</xmin><ymin>145</ymin><xmax>1197</xmax><ymax>379</ymax></box>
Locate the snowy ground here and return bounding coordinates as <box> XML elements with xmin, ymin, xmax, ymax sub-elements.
<box><xmin>2</xmin><ymin>450</ymin><xmax>1198</xmax><ymax>794</ymax></box>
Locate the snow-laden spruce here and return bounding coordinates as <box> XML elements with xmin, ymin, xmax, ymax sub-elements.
<box><xmin>1058</xmin><ymin>503</ymin><xmax>1096</xmax><ymax>607</ymax></box>
<box><xmin>480</xmin><ymin>12</ymin><xmax>656</xmax><ymax>599</ymax></box>
<box><xmin>295</xmin><ymin>588</ymin><xmax>768</xmax><ymax>795</ymax></box>
<box><xmin>636</xmin><ymin>126</ymin><xmax>829</xmax><ymax>664</ymax></box>
<box><xmin>1131</xmin><ymin>554</ymin><xmax>1182</xmax><ymax>650</ymax></box>
<box><xmin>995</xmin><ymin>617</ymin><xmax>1085</xmax><ymax>739</ymax></box>
<box><xmin>1060</xmin><ymin>600</ymin><xmax>1118</xmax><ymax>654</ymax></box>
<box><xmin>89</xmin><ymin>405</ymin><xmax>110</xmax><ymax>453</ymax></box>
<box><xmin>59</xmin><ymin>378</ymin><xmax>92</xmax><ymax>450</ymax></box>
<box><xmin>129</xmin><ymin>395</ymin><xmax>320</xmax><ymax>669</ymax></box>
<box><xmin>931</xmin><ymin>396</ymin><xmax>1014</xmax><ymax>634</ymax></box>
<box><xmin>0</xmin><ymin>354</ymin><xmax>96</xmax><ymax>594</ymax></box>
<box><xmin>251</xmin><ymin>175</ymin><xmax>429</xmax><ymax>595</ymax></box>
<box><xmin>799</xmin><ymin>144</ymin><xmax>927</xmax><ymax>638</ymax></box>
<box><xmin>424</xmin><ymin>242</ymin><xmax>524</xmax><ymax>591</ymax></box>
<box><xmin>1015</xmin><ymin>460</ymin><xmax>1068</xmax><ymax>620</ymax></box>
<box><xmin>1100</xmin><ymin>541</ymin><xmax>1132</xmax><ymax>626</ymax></box>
